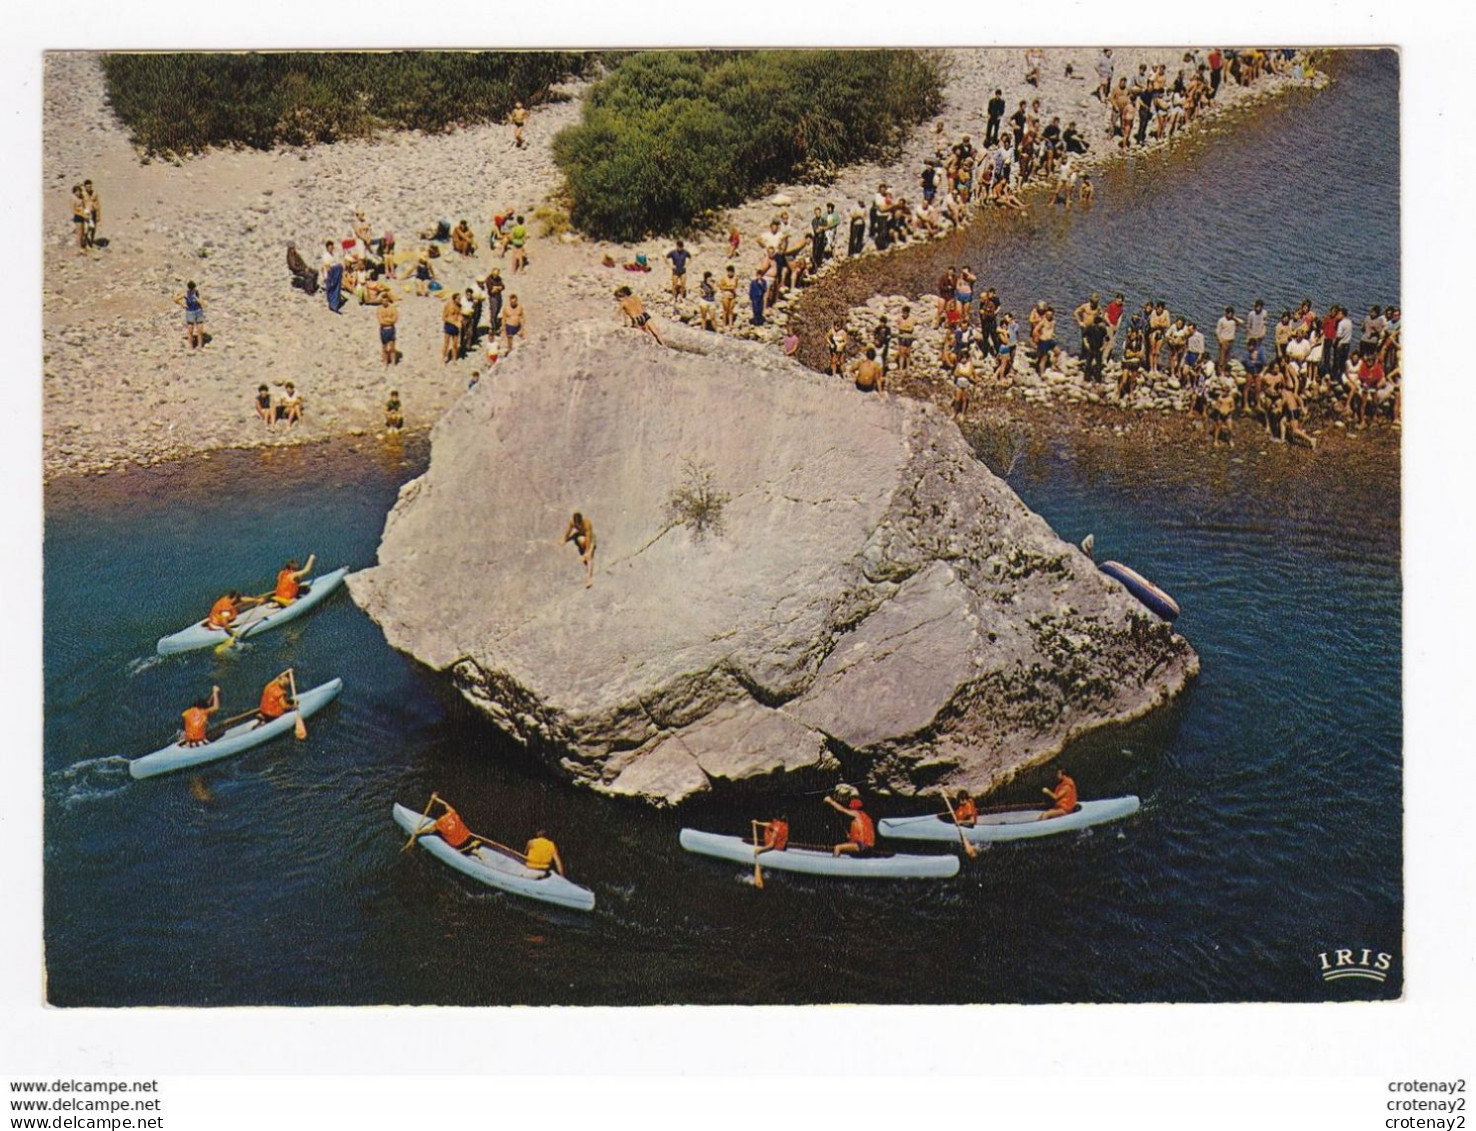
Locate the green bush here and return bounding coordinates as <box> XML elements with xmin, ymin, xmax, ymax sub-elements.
<box><xmin>99</xmin><ymin>51</ymin><xmax>590</xmax><ymax>156</ymax></box>
<box><xmin>553</xmin><ymin>50</ymin><xmax>946</xmax><ymax>241</ymax></box>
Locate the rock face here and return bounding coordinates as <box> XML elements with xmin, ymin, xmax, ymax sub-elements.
<box><xmin>348</xmin><ymin>320</ymin><xmax>1199</xmax><ymax>805</ymax></box>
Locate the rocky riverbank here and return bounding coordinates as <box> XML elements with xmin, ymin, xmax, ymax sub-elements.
<box><xmin>42</xmin><ymin>49</ymin><xmax>1319</xmax><ymax>481</ymax></box>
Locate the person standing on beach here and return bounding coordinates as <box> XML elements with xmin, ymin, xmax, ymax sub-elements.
<box><xmin>1074</xmin><ymin>293</ymin><xmax>1102</xmax><ymax>358</ymax></box>
<box><xmin>378</xmin><ymin>294</ymin><xmax>398</xmax><ymax>366</ymax></box>
<box><xmin>502</xmin><ymin>295</ymin><xmax>526</xmax><ymax>354</ymax></box>
<box><xmin>70</xmin><ymin>185</ymin><xmax>92</xmax><ymax>249</ymax></box>
<box><xmin>985</xmin><ymin>89</ymin><xmax>1006</xmax><ymax>147</ymax></box>
<box><xmin>481</xmin><ymin>268</ymin><xmax>505</xmax><ymax>336</ymax></box>
<box><xmin>666</xmin><ymin>239</ymin><xmax>691</xmax><ymax>300</ymax></box>
<box><xmin>509</xmin><ymin>217</ymin><xmax>529</xmax><ymax>274</ymax></box>
<box><xmin>322</xmin><ymin>241</ymin><xmax>345</xmax><ymax>313</ymax></box>
<box><xmin>1147</xmin><ymin>301</ymin><xmax>1170</xmax><ymax>373</ymax></box>
<box><xmin>82</xmin><ymin>180</ymin><xmax>101</xmax><ymax>247</ymax></box>
<box><xmin>896</xmin><ymin>306</ymin><xmax>916</xmax><ymax>373</ymax></box>
<box><xmin>848</xmin><ymin>200</ymin><xmax>867</xmax><ymax>257</ymax></box>
<box><xmin>749</xmin><ymin>267</ymin><xmax>767</xmax><ymax>326</ymax></box>
<box><xmin>173</xmin><ymin>281</ymin><xmax>206</xmax><ymax>350</ymax></box>
<box><xmin>718</xmin><ymin>265</ymin><xmax>738</xmax><ymax>329</ymax></box>
<box><xmin>1333</xmin><ymin>306</ymin><xmax>1354</xmax><ymax>383</ymax></box>
<box><xmin>441</xmin><ymin>290</ymin><xmax>462</xmax><ymax>364</ymax></box>
<box><xmin>510</xmin><ymin>101</ymin><xmax>528</xmax><ymax>149</ymax></box>
<box><xmin>1246</xmin><ymin>299</ymin><xmax>1268</xmax><ymax>359</ymax></box>
<box><xmin>1216</xmin><ymin>306</ymin><xmax>1241</xmax><ymax>375</ymax></box>
<box><xmin>1096</xmin><ymin>48</ymin><xmax>1114</xmax><ymax>102</ymax></box>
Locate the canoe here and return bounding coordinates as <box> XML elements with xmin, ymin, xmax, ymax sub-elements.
<box><xmin>128</xmin><ymin>677</ymin><xmax>343</xmax><ymax>779</ymax></box>
<box><xmin>878</xmin><ymin>796</ymin><xmax>1142</xmax><ymax>844</ymax></box>
<box><xmin>1099</xmin><ymin>561</ymin><xmax>1181</xmax><ymax>620</ymax></box>
<box><xmin>156</xmin><ymin>567</ymin><xmax>350</xmax><ymax>654</ymax></box>
<box><xmin>392</xmin><ymin>803</ymin><xmax>596</xmax><ymax>912</ymax></box>
<box><xmin>678</xmin><ymin>828</ymin><xmax>959</xmax><ymax>879</ymax></box>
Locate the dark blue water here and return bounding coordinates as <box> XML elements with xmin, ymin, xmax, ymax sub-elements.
<box><xmin>43</xmin><ymin>51</ymin><xmax>1401</xmax><ymax>1006</ymax></box>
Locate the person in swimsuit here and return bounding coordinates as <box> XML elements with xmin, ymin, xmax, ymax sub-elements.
<box><xmin>615</xmin><ymin>287</ymin><xmax>665</xmax><ymax>347</ymax></box>
<box><xmin>1119</xmin><ymin>324</ymin><xmax>1145</xmax><ymax>400</ymax></box>
<box><xmin>895</xmin><ymin>306</ymin><xmax>916</xmax><ymax>373</ymax></box>
<box><xmin>414</xmin><ymin>251</ymin><xmax>434</xmax><ymax>297</ymax></box>
<box><xmin>441</xmin><ymin>291</ymin><xmax>462</xmax><ymax>364</ymax></box>
<box><xmin>951</xmin><ymin>353</ymin><xmax>976</xmax><ymax>419</ymax></box>
<box><xmin>994</xmin><ymin>313</ymin><xmax>1017</xmax><ymax>381</ymax></box>
<box><xmin>377</xmin><ymin>295</ymin><xmax>399</xmax><ymax>366</ymax></box>
<box><xmin>174</xmin><ymin>281</ymin><xmax>206</xmax><ymax>349</ymax></box>
<box><xmin>510</xmin><ymin>101</ymin><xmax>529</xmax><ymax>148</ymax></box>
<box><xmin>255</xmin><ymin>384</ymin><xmax>274</xmax><ymax>428</ymax></box>
<box><xmin>71</xmin><ymin>185</ymin><xmax>88</xmax><ymax>249</ymax></box>
<box><xmin>1034</xmin><ymin>306</ymin><xmax>1058</xmax><ymax>375</ymax></box>
<box><xmin>718</xmin><ymin>266</ymin><xmax>738</xmax><ymax>328</ymax></box>
<box><xmin>826</xmin><ymin>321</ymin><xmax>848</xmax><ymax>375</ymax></box>
<box><xmin>509</xmin><ymin>217</ymin><xmax>529</xmax><ymax>274</ymax></box>
<box><xmin>502</xmin><ymin>295</ymin><xmax>526</xmax><ymax>353</ymax></box>
<box><xmin>563</xmin><ymin>511</ymin><xmax>596</xmax><ymax>589</ymax></box>
<box><xmin>697</xmin><ymin>271</ymin><xmax>717</xmax><ymax>332</ymax></box>
<box><xmin>82</xmin><ymin>179</ymin><xmax>101</xmax><ymax>247</ymax></box>
<box><xmin>384</xmin><ymin>390</ymin><xmax>404</xmax><ymax>432</ymax></box>
<box><xmin>850</xmin><ymin>348</ymin><xmax>884</xmax><ymax>394</ymax></box>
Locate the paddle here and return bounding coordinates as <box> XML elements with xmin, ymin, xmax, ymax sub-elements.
<box><xmin>287</xmin><ymin>669</ymin><xmax>307</xmax><ymax>739</ymax></box>
<box><xmin>206</xmin><ymin>707</ymin><xmax>259</xmax><ymax>738</ymax></box>
<box><xmin>750</xmin><ymin>820</ymin><xmax>765</xmax><ymax>890</ymax></box>
<box><xmin>942</xmin><ymin>790</ymin><xmax>979</xmax><ymax>859</ymax></box>
<box><xmin>402</xmin><ymin>792</ymin><xmax>440</xmax><ymax>852</ymax></box>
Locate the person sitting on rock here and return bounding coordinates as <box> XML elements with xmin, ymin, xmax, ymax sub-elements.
<box><xmin>451</xmin><ymin>219</ymin><xmax>477</xmax><ymax>257</ymax></box>
<box><xmin>824</xmin><ymin>795</ymin><xmax>876</xmax><ymax>857</ymax></box>
<box><xmin>286</xmin><ymin>243</ymin><xmax>317</xmax><ymax>294</ymax></box>
<box><xmin>615</xmin><ymin>287</ymin><xmax>665</xmax><ymax>347</ymax></box>
<box><xmin>255</xmin><ymin>384</ymin><xmax>274</xmax><ymax>427</ymax></box>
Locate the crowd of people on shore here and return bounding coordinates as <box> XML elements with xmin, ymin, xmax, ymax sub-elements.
<box><xmin>828</xmin><ymin>269</ymin><xmax>1401</xmax><ymax>446</ymax></box>
<box><xmin>620</xmin><ymin>46</ymin><xmax>1312</xmax><ymax>351</ymax></box>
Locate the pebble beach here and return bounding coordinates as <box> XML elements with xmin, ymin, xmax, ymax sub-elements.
<box><xmin>43</xmin><ymin>48</ymin><xmax>1319</xmax><ymax>481</ymax></box>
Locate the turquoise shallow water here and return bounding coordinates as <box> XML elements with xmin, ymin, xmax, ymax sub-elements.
<box><xmin>42</xmin><ymin>51</ymin><xmax>1401</xmax><ymax>1007</ymax></box>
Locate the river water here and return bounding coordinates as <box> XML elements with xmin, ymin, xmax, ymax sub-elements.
<box><xmin>42</xmin><ymin>51</ymin><xmax>1400</xmax><ymax>1007</ymax></box>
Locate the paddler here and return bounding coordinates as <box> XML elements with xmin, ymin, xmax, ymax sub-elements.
<box><xmin>413</xmin><ymin>796</ymin><xmax>480</xmax><ymax>853</ymax></box>
<box><xmin>1038</xmin><ymin>769</ymin><xmax>1079</xmax><ymax>820</ymax></box>
<box><xmin>179</xmin><ymin>685</ymin><xmax>220</xmax><ymax>747</ymax></box>
<box><xmin>207</xmin><ymin>589</ymin><xmax>263</xmax><ymax>631</ymax></box>
<box><xmin>823</xmin><ymin>794</ymin><xmax>876</xmax><ymax>857</ymax></box>
<box><xmin>950</xmin><ymin>790</ymin><xmax>978</xmax><ymax>826</ymax></box>
<box><xmin>754</xmin><ymin>815</ymin><xmax>789</xmax><ymax>854</ymax></box>
<box><xmin>272</xmin><ymin>554</ymin><xmax>317</xmax><ymax>606</ymax></box>
<box><xmin>254</xmin><ymin>671</ymin><xmax>296</xmax><ymax>727</ymax></box>
<box><xmin>524</xmin><ymin>829</ymin><xmax>566</xmax><ymax>877</ymax></box>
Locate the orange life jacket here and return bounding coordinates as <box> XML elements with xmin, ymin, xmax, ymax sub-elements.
<box><xmin>274</xmin><ymin>568</ymin><xmax>299</xmax><ymax>603</ymax></box>
<box><xmin>765</xmin><ymin>820</ymin><xmax>789</xmax><ymax>851</ymax></box>
<box><xmin>259</xmin><ymin>681</ymin><xmax>290</xmax><ymax>719</ymax></box>
<box><xmin>182</xmin><ymin>706</ymin><xmax>209</xmax><ymax>744</ymax></box>
<box><xmin>1054</xmin><ymin>776</ymin><xmax>1079</xmax><ymax>812</ymax></box>
<box><xmin>849</xmin><ymin>810</ymin><xmax>876</xmax><ymax>848</ymax></box>
<box><xmin>208</xmin><ymin>596</ymin><xmax>238</xmax><ymax>628</ymax></box>
<box><xmin>435</xmin><ymin>809</ymin><xmax>472</xmax><ymax>849</ymax></box>
<box><xmin>954</xmin><ymin>798</ymin><xmax>978</xmax><ymax>823</ymax></box>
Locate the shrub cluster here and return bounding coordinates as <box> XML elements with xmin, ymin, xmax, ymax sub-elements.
<box><xmin>552</xmin><ymin>50</ymin><xmax>947</xmax><ymax>241</ymax></box>
<box><xmin>99</xmin><ymin>51</ymin><xmax>589</xmax><ymax>156</ymax></box>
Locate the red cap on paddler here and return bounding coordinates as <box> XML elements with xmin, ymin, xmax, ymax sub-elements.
<box><xmin>848</xmin><ymin>798</ymin><xmax>863</xmax><ymax>810</ymax></box>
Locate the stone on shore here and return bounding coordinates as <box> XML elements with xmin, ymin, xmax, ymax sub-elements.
<box><xmin>348</xmin><ymin>319</ymin><xmax>1199</xmax><ymax>806</ymax></box>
